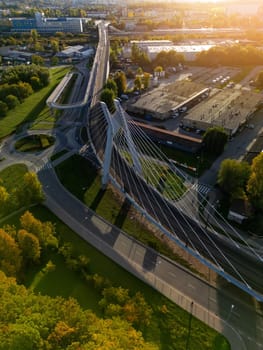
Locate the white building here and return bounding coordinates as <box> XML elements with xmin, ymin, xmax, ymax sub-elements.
<box><xmin>147</xmin><ymin>44</ymin><xmax>214</xmax><ymax>61</ymax></box>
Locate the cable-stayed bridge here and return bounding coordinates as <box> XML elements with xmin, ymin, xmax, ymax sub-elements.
<box><xmin>87</xmin><ymin>99</ymin><xmax>263</xmax><ymax>302</ymax></box>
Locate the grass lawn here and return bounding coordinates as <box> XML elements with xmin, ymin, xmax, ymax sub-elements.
<box><xmin>55</xmin><ymin>154</ymin><xmax>196</xmax><ymax>269</ymax></box>
<box><xmin>0</xmin><ymin>163</ymin><xmax>28</xmax><ymax>191</ymax></box>
<box><xmin>0</xmin><ymin>204</ymin><xmax>230</xmax><ymax>350</ymax></box>
<box><xmin>15</xmin><ymin>134</ymin><xmax>55</xmax><ymax>152</ymax></box>
<box><xmin>0</xmin><ymin>66</ymin><xmax>71</xmax><ymax>140</ymax></box>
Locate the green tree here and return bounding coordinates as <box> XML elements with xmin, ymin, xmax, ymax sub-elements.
<box><xmin>104</xmin><ymin>78</ymin><xmax>118</xmax><ymax>98</ymax></box>
<box><xmin>134</xmin><ymin>76</ymin><xmax>142</xmax><ymax>92</ymax></box>
<box><xmin>0</xmin><ymin>101</ymin><xmax>8</xmax><ymax>117</ymax></box>
<box><xmin>50</xmin><ymin>39</ymin><xmax>59</xmax><ymax>53</ymax></box>
<box><xmin>20</xmin><ymin>211</ymin><xmax>58</xmax><ymax>249</ymax></box>
<box><xmin>30</xmin><ymin>76</ymin><xmax>42</xmax><ymax>91</ymax></box>
<box><xmin>17</xmin><ymin>229</ymin><xmax>41</xmax><ymax>264</ymax></box>
<box><xmin>0</xmin><ymin>185</ymin><xmax>9</xmax><ymax>215</ymax></box>
<box><xmin>100</xmin><ymin>88</ymin><xmax>116</xmax><ymax>113</ymax></box>
<box><xmin>0</xmin><ymin>323</ymin><xmax>42</xmax><ymax>350</ymax></box>
<box><xmin>0</xmin><ymin>272</ymin><xmax>157</xmax><ymax>350</ymax></box>
<box><xmin>217</xmin><ymin>159</ymin><xmax>251</xmax><ymax>198</ymax></box>
<box><xmin>0</xmin><ymin>229</ymin><xmax>22</xmax><ymax>277</ymax></box>
<box><xmin>30</xmin><ymin>29</ymin><xmax>38</xmax><ymax>43</ymax></box>
<box><xmin>142</xmin><ymin>72</ymin><xmax>151</xmax><ymax>90</ymax></box>
<box><xmin>51</xmin><ymin>56</ymin><xmax>59</xmax><ymax>66</ymax></box>
<box><xmin>203</xmin><ymin>127</ymin><xmax>228</xmax><ymax>155</ymax></box>
<box><xmin>31</xmin><ymin>55</ymin><xmax>44</xmax><ymax>66</ymax></box>
<box><xmin>4</xmin><ymin>94</ymin><xmax>20</xmax><ymax>109</ymax></box>
<box><xmin>247</xmin><ymin>153</ymin><xmax>263</xmax><ymax>210</ymax></box>
<box><xmin>114</xmin><ymin>70</ymin><xmax>127</xmax><ymax>96</ymax></box>
<box><xmin>23</xmin><ymin>172</ymin><xmax>44</xmax><ymax>204</ymax></box>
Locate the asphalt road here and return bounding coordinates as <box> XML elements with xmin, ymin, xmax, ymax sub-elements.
<box><xmin>37</xmin><ymin>165</ymin><xmax>263</xmax><ymax>350</ymax></box>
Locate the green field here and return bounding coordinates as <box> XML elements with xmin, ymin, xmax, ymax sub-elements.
<box><xmin>55</xmin><ymin>154</ymin><xmax>197</xmax><ymax>269</ymax></box>
<box><xmin>0</xmin><ymin>66</ymin><xmax>71</xmax><ymax>140</ymax></box>
<box><xmin>0</xmin><ymin>204</ymin><xmax>230</xmax><ymax>350</ymax></box>
<box><xmin>0</xmin><ymin>163</ymin><xmax>28</xmax><ymax>191</ymax></box>
<box><xmin>15</xmin><ymin>134</ymin><xmax>55</xmax><ymax>152</ymax></box>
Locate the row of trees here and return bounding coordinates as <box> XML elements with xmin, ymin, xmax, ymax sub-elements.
<box><xmin>0</xmin><ymin>271</ymin><xmax>156</xmax><ymax>350</ymax></box>
<box><xmin>195</xmin><ymin>44</ymin><xmax>263</xmax><ymax>67</ymax></box>
<box><xmin>0</xmin><ymin>64</ymin><xmax>50</xmax><ymax>117</ymax></box>
<box><xmin>218</xmin><ymin>153</ymin><xmax>263</xmax><ymax>212</ymax></box>
<box><xmin>0</xmin><ymin>211</ymin><xmax>58</xmax><ymax>279</ymax></box>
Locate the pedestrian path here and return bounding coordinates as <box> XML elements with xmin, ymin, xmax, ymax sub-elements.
<box><xmin>192</xmin><ymin>182</ymin><xmax>211</xmax><ymax>196</ymax></box>
<box><xmin>35</xmin><ymin>158</ymin><xmax>52</xmax><ymax>173</ymax></box>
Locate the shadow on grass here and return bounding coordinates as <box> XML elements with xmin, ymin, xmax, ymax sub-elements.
<box><xmin>113</xmin><ymin>198</ymin><xmax>131</xmax><ymax>228</ymax></box>
<box><xmin>90</xmin><ymin>188</ymin><xmax>106</xmax><ymax>211</ymax></box>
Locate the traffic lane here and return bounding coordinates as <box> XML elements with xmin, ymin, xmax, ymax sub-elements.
<box><xmin>110</xmin><ymin>152</ymin><xmax>263</xmax><ymax>293</ymax></box>
<box><xmin>38</xmin><ymin>167</ymin><xmax>263</xmax><ymax>347</ymax></box>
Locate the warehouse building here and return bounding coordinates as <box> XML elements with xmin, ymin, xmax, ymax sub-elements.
<box><xmin>182</xmin><ymin>89</ymin><xmax>262</xmax><ymax>136</ymax></box>
<box><xmin>127</xmin><ymin>80</ymin><xmax>209</xmax><ymax>120</ymax></box>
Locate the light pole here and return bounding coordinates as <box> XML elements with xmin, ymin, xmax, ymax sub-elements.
<box><xmin>185</xmin><ymin>301</ymin><xmax>194</xmax><ymax>350</ymax></box>
<box><xmin>226</xmin><ymin>304</ymin><xmax>235</xmax><ymax>322</ymax></box>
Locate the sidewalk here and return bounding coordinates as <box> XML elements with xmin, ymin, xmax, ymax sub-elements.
<box><xmin>43</xmin><ymin>176</ymin><xmax>249</xmax><ymax>350</ymax></box>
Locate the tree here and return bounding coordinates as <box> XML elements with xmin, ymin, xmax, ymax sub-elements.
<box><xmin>4</xmin><ymin>94</ymin><xmax>19</xmax><ymax>109</ymax></box>
<box><xmin>50</xmin><ymin>40</ymin><xmax>59</xmax><ymax>53</ymax></box>
<box><xmin>0</xmin><ymin>185</ymin><xmax>9</xmax><ymax>215</ymax></box>
<box><xmin>0</xmin><ymin>229</ymin><xmax>22</xmax><ymax>277</ymax></box>
<box><xmin>17</xmin><ymin>229</ymin><xmax>41</xmax><ymax>264</ymax></box>
<box><xmin>51</xmin><ymin>56</ymin><xmax>59</xmax><ymax>66</ymax></box>
<box><xmin>30</xmin><ymin>29</ymin><xmax>38</xmax><ymax>43</ymax></box>
<box><xmin>134</xmin><ymin>76</ymin><xmax>142</xmax><ymax>92</ymax></box>
<box><xmin>104</xmin><ymin>78</ymin><xmax>118</xmax><ymax>98</ymax></box>
<box><xmin>20</xmin><ymin>211</ymin><xmax>58</xmax><ymax>249</ymax></box>
<box><xmin>22</xmin><ymin>172</ymin><xmax>44</xmax><ymax>204</ymax></box>
<box><xmin>217</xmin><ymin>159</ymin><xmax>251</xmax><ymax>198</ymax></box>
<box><xmin>31</xmin><ymin>55</ymin><xmax>44</xmax><ymax>66</ymax></box>
<box><xmin>114</xmin><ymin>71</ymin><xmax>127</xmax><ymax>96</ymax></box>
<box><xmin>0</xmin><ymin>101</ymin><xmax>8</xmax><ymax>117</ymax></box>
<box><xmin>0</xmin><ymin>272</ymin><xmax>157</xmax><ymax>350</ymax></box>
<box><xmin>16</xmin><ymin>82</ymin><xmax>33</xmax><ymax>101</ymax></box>
<box><xmin>100</xmin><ymin>88</ymin><xmax>116</xmax><ymax>113</ymax></box>
<box><xmin>30</xmin><ymin>76</ymin><xmax>42</xmax><ymax>91</ymax></box>
<box><xmin>142</xmin><ymin>72</ymin><xmax>151</xmax><ymax>90</ymax></box>
<box><xmin>247</xmin><ymin>153</ymin><xmax>263</xmax><ymax>210</ymax></box>
<box><xmin>203</xmin><ymin>127</ymin><xmax>228</xmax><ymax>155</ymax></box>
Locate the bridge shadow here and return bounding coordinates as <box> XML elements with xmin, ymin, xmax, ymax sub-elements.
<box><xmin>113</xmin><ymin>198</ymin><xmax>131</xmax><ymax>228</ymax></box>
<box><xmin>90</xmin><ymin>188</ymin><xmax>106</xmax><ymax>211</ymax></box>
<box><xmin>143</xmin><ymin>246</ymin><xmax>158</xmax><ymax>272</ymax></box>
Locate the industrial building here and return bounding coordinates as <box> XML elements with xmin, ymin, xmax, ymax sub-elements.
<box><xmin>10</xmin><ymin>12</ymin><xmax>83</xmax><ymax>34</ymax></box>
<box><xmin>131</xmin><ymin>121</ymin><xmax>202</xmax><ymax>153</ymax></box>
<box><xmin>182</xmin><ymin>89</ymin><xmax>262</xmax><ymax>136</ymax></box>
<box><xmin>127</xmin><ymin>80</ymin><xmax>209</xmax><ymax>120</ymax></box>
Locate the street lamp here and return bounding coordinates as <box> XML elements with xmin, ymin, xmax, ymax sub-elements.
<box><xmin>185</xmin><ymin>301</ymin><xmax>194</xmax><ymax>350</ymax></box>
<box><xmin>226</xmin><ymin>304</ymin><xmax>235</xmax><ymax>322</ymax></box>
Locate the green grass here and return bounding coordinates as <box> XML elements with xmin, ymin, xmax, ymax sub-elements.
<box><xmin>15</xmin><ymin>134</ymin><xmax>55</xmax><ymax>152</ymax></box>
<box><xmin>0</xmin><ymin>205</ymin><xmax>230</xmax><ymax>350</ymax></box>
<box><xmin>0</xmin><ymin>164</ymin><xmax>28</xmax><ymax>191</ymax></box>
<box><xmin>55</xmin><ymin>155</ymin><xmax>196</xmax><ymax>269</ymax></box>
<box><xmin>0</xmin><ymin>66</ymin><xmax>71</xmax><ymax>140</ymax></box>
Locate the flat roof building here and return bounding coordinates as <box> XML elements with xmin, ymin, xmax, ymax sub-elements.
<box><xmin>183</xmin><ymin>89</ymin><xmax>262</xmax><ymax>136</ymax></box>
<box><xmin>127</xmin><ymin>80</ymin><xmax>207</xmax><ymax>120</ymax></box>
<box><xmin>11</xmin><ymin>12</ymin><xmax>83</xmax><ymax>34</ymax></box>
